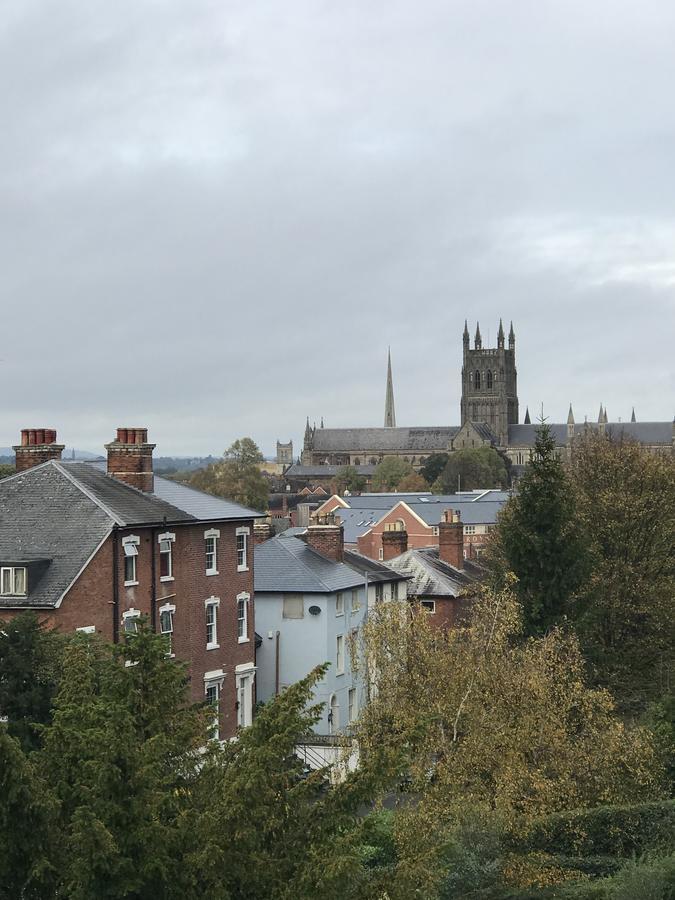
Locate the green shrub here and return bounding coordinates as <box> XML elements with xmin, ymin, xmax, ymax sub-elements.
<box><xmin>515</xmin><ymin>801</ymin><xmax>675</xmax><ymax>858</ymax></box>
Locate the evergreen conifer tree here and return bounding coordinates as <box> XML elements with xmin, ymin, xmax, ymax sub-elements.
<box><xmin>495</xmin><ymin>422</ymin><xmax>589</xmax><ymax>635</ymax></box>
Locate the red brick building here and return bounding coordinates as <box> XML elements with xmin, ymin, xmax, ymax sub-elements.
<box><xmin>0</xmin><ymin>427</ymin><xmax>262</xmax><ymax>741</ymax></box>
<box><xmin>383</xmin><ymin>510</ymin><xmax>484</xmax><ymax>629</ymax></box>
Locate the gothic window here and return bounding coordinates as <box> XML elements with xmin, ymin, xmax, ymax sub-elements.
<box><xmin>486</xmin><ymin>371</ymin><xmax>493</xmax><ymax>389</ymax></box>
<box><xmin>472</xmin><ymin>403</ymin><xmax>477</xmax><ymax>418</ymax></box>
<box><xmin>474</xmin><ymin>370</ymin><xmax>481</xmax><ymax>390</ymax></box>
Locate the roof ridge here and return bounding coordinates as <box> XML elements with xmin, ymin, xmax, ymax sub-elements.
<box><xmin>53</xmin><ymin>461</ymin><xmax>125</xmax><ymax>525</ymax></box>
<box><xmin>281</xmin><ymin>535</ymin><xmax>349</xmax><ymax>592</ymax></box>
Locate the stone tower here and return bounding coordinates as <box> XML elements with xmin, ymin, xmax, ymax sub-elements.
<box><xmin>460</xmin><ymin>319</ymin><xmax>519</xmax><ymax>445</ymax></box>
<box><xmin>384</xmin><ymin>347</ymin><xmax>396</xmax><ymax>428</ymax></box>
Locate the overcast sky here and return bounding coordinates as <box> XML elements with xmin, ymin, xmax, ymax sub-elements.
<box><xmin>1</xmin><ymin>1</ymin><xmax>674</xmax><ymax>457</ymax></box>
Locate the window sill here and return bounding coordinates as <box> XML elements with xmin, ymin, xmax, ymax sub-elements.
<box><xmin>237</xmin><ymin>565</ymin><xmax>249</xmax><ymax>573</ymax></box>
<box><xmin>206</xmin><ymin>570</ymin><xmax>219</xmax><ymax>577</ymax></box>
<box><xmin>238</xmin><ymin>637</ymin><xmax>250</xmax><ymax>644</ymax></box>
<box><xmin>124</xmin><ymin>580</ymin><xmax>139</xmax><ymax>587</ymax></box>
<box><xmin>160</xmin><ymin>576</ymin><xmax>174</xmax><ymax>583</ymax></box>
<box><xmin>165</xmin><ymin>653</ymin><xmax>176</xmax><ymax>659</ymax></box>
<box><xmin>336</xmin><ymin>671</ymin><xmax>345</xmax><ymax>677</ymax></box>
<box><xmin>206</xmin><ymin>642</ymin><xmax>220</xmax><ymax>651</ymax></box>
<box><xmin>336</xmin><ymin>612</ymin><xmax>344</xmax><ymax>617</ymax></box>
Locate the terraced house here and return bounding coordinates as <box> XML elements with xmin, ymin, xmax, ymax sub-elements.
<box><xmin>0</xmin><ymin>427</ymin><xmax>262</xmax><ymax>740</ymax></box>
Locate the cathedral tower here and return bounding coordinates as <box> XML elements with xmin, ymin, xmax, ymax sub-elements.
<box><xmin>460</xmin><ymin>319</ymin><xmax>519</xmax><ymax>445</ymax></box>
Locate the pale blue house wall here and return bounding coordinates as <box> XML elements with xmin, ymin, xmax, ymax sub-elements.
<box><xmin>255</xmin><ymin>585</ymin><xmax>368</xmax><ymax>735</ymax></box>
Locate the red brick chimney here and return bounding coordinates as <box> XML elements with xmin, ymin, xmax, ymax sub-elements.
<box><xmin>304</xmin><ymin>513</ymin><xmax>344</xmax><ymax>562</ymax></box>
<box><xmin>105</xmin><ymin>427</ymin><xmax>156</xmax><ymax>492</ymax></box>
<box><xmin>438</xmin><ymin>509</ymin><xmax>464</xmax><ymax>570</ymax></box>
<box><xmin>382</xmin><ymin>524</ymin><xmax>408</xmax><ymax>560</ymax></box>
<box><xmin>13</xmin><ymin>429</ymin><xmax>65</xmax><ymax>472</ymax></box>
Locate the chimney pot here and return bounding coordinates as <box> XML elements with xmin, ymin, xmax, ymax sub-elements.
<box><xmin>13</xmin><ymin>428</ymin><xmax>64</xmax><ymax>471</ymax></box>
<box><xmin>105</xmin><ymin>426</ymin><xmax>156</xmax><ymax>492</ymax></box>
<box><xmin>305</xmin><ymin>513</ymin><xmax>344</xmax><ymax>561</ymax></box>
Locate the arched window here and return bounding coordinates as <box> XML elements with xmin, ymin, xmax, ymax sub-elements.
<box><xmin>328</xmin><ymin>694</ymin><xmax>339</xmax><ymax>733</ymax></box>
<box><xmin>474</xmin><ymin>370</ymin><xmax>481</xmax><ymax>389</ymax></box>
<box><xmin>487</xmin><ymin>371</ymin><xmax>493</xmax><ymax>389</ymax></box>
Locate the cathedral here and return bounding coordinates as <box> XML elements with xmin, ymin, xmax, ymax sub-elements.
<box><xmin>299</xmin><ymin>320</ymin><xmax>674</xmax><ymax>472</ymax></box>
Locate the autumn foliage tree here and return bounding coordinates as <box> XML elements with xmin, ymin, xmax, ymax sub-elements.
<box><xmin>352</xmin><ymin>591</ymin><xmax>662</xmax><ymax>897</ymax></box>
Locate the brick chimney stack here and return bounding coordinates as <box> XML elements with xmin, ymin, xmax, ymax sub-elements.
<box><xmin>13</xmin><ymin>429</ymin><xmax>65</xmax><ymax>472</ymax></box>
<box><xmin>253</xmin><ymin>521</ymin><xmax>274</xmax><ymax>545</ymax></box>
<box><xmin>382</xmin><ymin>523</ymin><xmax>408</xmax><ymax>560</ymax></box>
<box><xmin>304</xmin><ymin>513</ymin><xmax>344</xmax><ymax>562</ymax></box>
<box><xmin>105</xmin><ymin>427</ymin><xmax>156</xmax><ymax>493</ymax></box>
<box><xmin>438</xmin><ymin>509</ymin><xmax>464</xmax><ymax>570</ymax></box>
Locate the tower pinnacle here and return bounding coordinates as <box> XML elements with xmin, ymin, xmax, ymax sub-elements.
<box><xmin>474</xmin><ymin>322</ymin><xmax>482</xmax><ymax>350</ymax></box>
<box><xmin>508</xmin><ymin>321</ymin><xmax>515</xmax><ymax>350</ymax></box>
<box><xmin>384</xmin><ymin>347</ymin><xmax>396</xmax><ymax>428</ymax></box>
<box><xmin>497</xmin><ymin>318</ymin><xmax>505</xmax><ymax>348</ymax></box>
<box><xmin>463</xmin><ymin>319</ymin><xmax>470</xmax><ymax>348</ymax></box>
<box><xmin>631</xmin><ymin>407</ymin><xmax>636</xmax><ymax>423</ymax></box>
<box><xmin>524</xmin><ymin>406</ymin><xmax>531</xmax><ymax>424</ymax></box>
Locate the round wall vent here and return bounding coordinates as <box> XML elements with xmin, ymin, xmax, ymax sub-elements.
<box><xmin>308</xmin><ymin>605</ymin><xmax>321</xmax><ymax>616</ymax></box>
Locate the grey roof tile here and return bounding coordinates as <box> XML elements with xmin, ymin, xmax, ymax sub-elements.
<box><xmin>254</xmin><ymin>535</ymin><xmax>366</xmax><ymax>593</ymax></box>
<box><xmin>386</xmin><ymin>547</ymin><xmax>483</xmax><ymax>598</ymax></box>
<box><xmin>0</xmin><ymin>464</ymin><xmax>112</xmax><ymax>608</ymax></box>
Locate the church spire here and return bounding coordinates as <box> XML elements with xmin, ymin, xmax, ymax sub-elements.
<box><xmin>597</xmin><ymin>403</ymin><xmax>604</xmax><ymax>423</ymax></box>
<box><xmin>631</xmin><ymin>407</ymin><xmax>636</xmax><ymax>423</ymax></box>
<box><xmin>567</xmin><ymin>403</ymin><xmax>575</xmax><ymax>425</ymax></box>
<box><xmin>384</xmin><ymin>347</ymin><xmax>396</xmax><ymax>428</ymax></box>
<box><xmin>508</xmin><ymin>320</ymin><xmax>515</xmax><ymax>349</ymax></box>
<box><xmin>463</xmin><ymin>319</ymin><xmax>470</xmax><ymax>349</ymax></box>
<box><xmin>497</xmin><ymin>318</ymin><xmax>505</xmax><ymax>348</ymax></box>
<box><xmin>524</xmin><ymin>406</ymin><xmax>531</xmax><ymax>424</ymax></box>
<box><xmin>474</xmin><ymin>322</ymin><xmax>482</xmax><ymax>350</ymax></box>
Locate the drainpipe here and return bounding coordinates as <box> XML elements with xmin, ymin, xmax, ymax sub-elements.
<box><xmin>150</xmin><ymin>528</ymin><xmax>157</xmax><ymax>631</ymax></box>
<box><xmin>112</xmin><ymin>526</ymin><xmax>119</xmax><ymax>643</ymax></box>
<box><xmin>275</xmin><ymin>630</ymin><xmax>280</xmax><ymax>695</ymax></box>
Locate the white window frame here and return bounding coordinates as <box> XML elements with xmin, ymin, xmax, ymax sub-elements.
<box><xmin>204</xmin><ymin>528</ymin><xmax>220</xmax><ymax>575</ymax></box>
<box><xmin>205</xmin><ymin>596</ymin><xmax>220</xmax><ymax>649</ymax></box>
<box><xmin>464</xmin><ymin>525</ymin><xmax>476</xmax><ymax>535</ymax></box>
<box><xmin>336</xmin><ymin>634</ymin><xmax>345</xmax><ymax>675</ymax></box>
<box><xmin>351</xmin><ymin>588</ymin><xmax>360</xmax><ymax>613</ymax></box>
<box><xmin>348</xmin><ymin>687</ymin><xmax>357</xmax><ymax>723</ymax></box>
<box><xmin>1</xmin><ymin>566</ymin><xmax>27</xmax><ymax>596</ymax></box>
<box><xmin>237</xmin><ymin>592</ymin><xmax>250</xmax><ymax>643</ymax></box>
<box><xmin>122</xmin><ymin>535</ymin><xmax>140</xmax><ymax>586</ymax></box>
<box><xmin>159</xmin><ymin>602</ymin><xmax>176</xmax><ymax>657</ymax></box>
<box><xmin>204</xmin><ymin>670</ymin><xmax>224</xmax><ymax>741</ymax></box>
<box><xmin>158</xmin><ymin>532</ymin><xmax>175</xmax><ymax>582</ymax></box>
<box><xmin>432</xmin><ymin>526</ymin><xmax>440</xmax><ymax>536</ymax></box>
<box><xmin>122</xmin><ymin>607</ymin><xmax>141</xmax><ymax>634</ymax></box>
<box><xmin>420</xmin><ymin>600</ymin><xmax>436</xmax><ymax>613</ymax></box>
<box><xmin>235</xmin><ymin>663</ymin><xmax>256</xmax><ymax>729</ymax></box>
<box><xmin>76</xmin><ymin>625</ymin><xmax>96</xmax><ymax>635</ymax></box>
<box><xmin>328</xmin><ymin>693</ymin><xmax>339</xmax><ymax>733</ymax></box>
<box><xmin>335</xmin><ymin>592</ymin><xmax>344</xmax><ymax>616</ymax></box>
<box><xmin>378</xmin><ymin>548</ymin><xmax>384</xmax><ymax>561</ymax></box>
<box><xmin>236</xmin><ymin>527</ymin><xmax>250</xmax><ymax>572</ymax></box>
<box><xmin>375</xmin><ymin>583</ymin><xmax>384</xmax><ymax>604</ymax></box>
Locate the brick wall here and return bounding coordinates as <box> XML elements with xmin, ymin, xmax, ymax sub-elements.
<box><xmin>0</xmin><ymin>518</ymin><xmax>256</xmax><ymax>742</ymax></box>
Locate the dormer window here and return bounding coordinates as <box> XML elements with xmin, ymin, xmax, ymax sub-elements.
<box><xmin>1</xmin><ymin>566</ymin><xmax>27</xmax><ymax>595</ymax></box>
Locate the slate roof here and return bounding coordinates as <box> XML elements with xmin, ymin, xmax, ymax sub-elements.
<box><xmin>342</xmin><ymin>490</ymin><xmax>510</xmax><ymax>508</ymax></box>
<box><xmin>508</xmin><ymin>422</ymin><xmax>672</xmax><ymax>447</ymax></box>
<box><xmin>386</xmin><ymin>547</ymin><xmax>484</xmax><ymax>599</ymax></box>
<box><xmin>343</xmin><ymin>549</ymin><xmax>408</xmax><ymax>584</ymax></box>
<box><xmin>254</xmin><ymin>535</ymin><xmax>365</xmax><ymax>593</ymax></box>
<box><xmin>0</xmin><ymin>460</ymin><xmax>261</xmax><ymax>608</ymax></box>
<box><xmin>310</xmin><ymin>427</ymin><xmax>458</xmax><ymax>453</ymax></box>
<box><xmin>334</xmin><ymin>498</ymin><xmax>507</xmax><ymax>543</ymax></box>
<box><xmin>0</xmin><ymin>464</ymin><xmax>113</xmax><ymax>608</ymax></box>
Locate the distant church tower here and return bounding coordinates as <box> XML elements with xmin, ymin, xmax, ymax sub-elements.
<box><xmin>460</xmin><ymin>319</ymin><xmax>519</xmax><ymax>445</ymax></box>
<box><xmin>384</xmin><ymin>348</ymin><xmax>396</xmax><ymax>427</ymax></box>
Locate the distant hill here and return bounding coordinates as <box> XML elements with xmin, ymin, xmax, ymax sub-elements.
<box><xmin>0</xmin><ymin>447</ymin><xmax>104</xmax><ymax>461</ymax></box>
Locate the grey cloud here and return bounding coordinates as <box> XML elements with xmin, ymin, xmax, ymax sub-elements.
<box><xmin>0</xmin><ymin>0</ymin><xmax>673</xmax><ymax>455</ymax></box>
